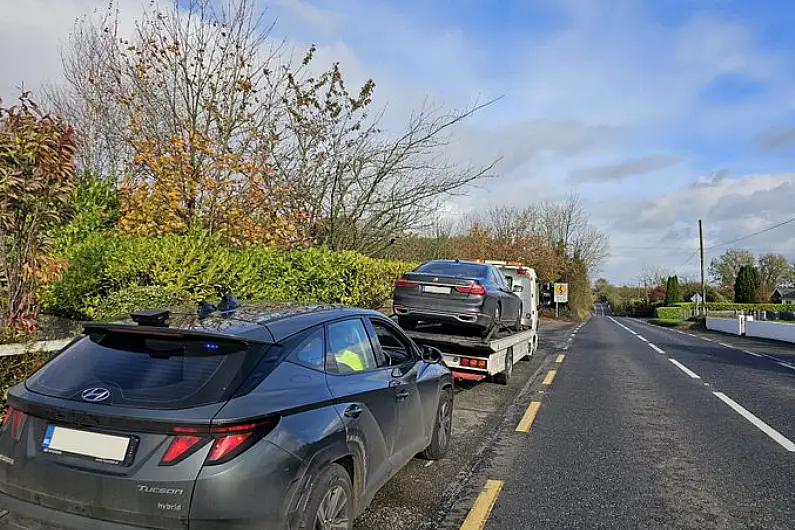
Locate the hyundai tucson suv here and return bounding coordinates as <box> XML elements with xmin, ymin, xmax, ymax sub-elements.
<box><xmin>0</xmin><ymin>301</ymin><xmax>453</xmax><ymax>530</ymax></box>
<box><xmin>392</xmin><ymin>259</ymin><xmax>523</xmax><ymax>337</ymax></box>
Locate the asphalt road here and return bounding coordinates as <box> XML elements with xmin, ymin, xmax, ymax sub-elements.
<box><xmin>353</xmin><ymin>318</ymin><xmax>576</xmax><ymax>530</ymax></box>
<box><xmin>435</xmin><ymin>314</ymin><xmax>795</xmax><ymax>530</ymax></box>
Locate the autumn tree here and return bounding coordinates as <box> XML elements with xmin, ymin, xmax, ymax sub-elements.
<box><xmin>756</xmin><ymin>253</ymin><xmax>790</xmax><ymax>300</ymax></box>
<box><xmin>709</xmin><ymin>249</ymin><xmax>755</xmax><ymax>287</ymax></box>
<box><xmin>0</xmin><ymin>92</ymin><xmax>77</xmax><ymax>335</ymax></box>
<box><xmin>50</xmin><ymin>0</ymin><xmax>308</xmax><ymax>246</ymax></box>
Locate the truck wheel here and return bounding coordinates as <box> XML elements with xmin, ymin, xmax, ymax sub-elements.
<box><xmin>420</xmin><ymin>389</ymin><xmax>453</xmax><ymax>460</ymax></box>
<box><xmin>494</xmin><ymin>348</ymin><xmax>513</xmax><ymax>385</ymax></box>
<box><xmin>298</xmin><ymin>463</ymin><xmax>354</xmax><ymax>530</ymax></box>
<box><xmin>522</xmin><ymin>335</ymin><xmax>537</xmax><ymax>362</ymax></box>
<box><xmin>398</xmin><ymin>316</ymin><xmax>417</xmax><ymax>330</ymax></box>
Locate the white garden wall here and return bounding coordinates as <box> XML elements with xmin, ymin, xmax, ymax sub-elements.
<box><xmin>706</xmin><ymin>317</ymin><xmax>742</xmax><ymax>335</ymax></box>
<box><xmin>745</xmin><ymin>320</ymin><xmax>795</xmax><ymax>344</ymax></box>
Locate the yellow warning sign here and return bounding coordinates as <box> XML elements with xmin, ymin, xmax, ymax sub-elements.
<box><xmin>554</xmin><ymin>283</ymin><xmax>569</xmax><ymax>303</ymax></box>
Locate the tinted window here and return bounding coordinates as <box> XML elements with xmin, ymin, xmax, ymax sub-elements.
<box><xmin>327</xmin><ymin>319</ymin><xmax>378</xmax><ymax>374</ymax></box>
<box><xmin>288</xmin><ymin>328</ymin><xmax>325</xmax><ymax>371</ymax></box>
<box><xmin>415</xmin><ymin>261</ymin><xmax>488</xmax><ymax>278</ymax></box>
<box><xmin>25</xmin><ymin>333</ymin><xmax>267</xmax><ymax>410</ymax></box>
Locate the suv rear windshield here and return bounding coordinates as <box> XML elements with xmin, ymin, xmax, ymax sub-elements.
<box><xmin>415</xmin><ymin>262</ymin><xmax>488</xmax><ymax>278</ymax></box>
<box><xmin>25</xmin><ymin>332</ymin><xmax>270</xmax><ymax>410</ymax></box>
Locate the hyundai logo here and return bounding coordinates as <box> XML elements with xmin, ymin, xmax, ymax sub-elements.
<box><xmin>81</xmin><ymin>388</ymin><xmax>111</xmax><ymax>403</ymax></box>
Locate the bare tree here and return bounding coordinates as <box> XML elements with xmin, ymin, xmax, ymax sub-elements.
<box><xmin>270</xmin><ymin>63</ymin><xmax>502</xmax><ymax>253</ymax></box>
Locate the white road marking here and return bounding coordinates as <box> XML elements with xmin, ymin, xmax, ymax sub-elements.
<box><xmin>718</xmin><ymin>342</ymin><xmax>734</xmax><ymax>349</ymax></box>
<box><xmin>637</xmin><ymin>335</ymin><xmax>648</xmax><ymax>342</ymax></box>
<box><xmin>424</xmin><ymin>461</ymin><xmax>435</xmax><ymax>467</ymax></box>
<box><xmin>743</xmin><ymin>350</ymin><xmax>762</xmax><ymax>357</ymax></box>
<box><xmin>777</xmin><ymin>362</ymin><xmax>795</xmax><ymax>371</ymax></box>
<box><xmin>668</xmin><ymin>358</ymin><xmax>701</xmax><ymax>379</ymax></box>
<box><xmin>649</xmin><ymin>343</ymin><xmax>665</xmax><ymax>354</ymax></box>
<box><xmin>713</xmin><ymin>392</ymin><xmax>795</xmax><ymax>452</ymax></box>
<box><xmin>701</xmin><ymin>337</ymin><xmax>714</xmax><ymax>342</ymax></box>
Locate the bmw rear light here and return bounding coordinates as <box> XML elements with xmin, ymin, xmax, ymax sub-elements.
<box><xmin>161</xmin><ymin>417</ymin><xmax>279</xmax><ymax>466</ymax></box>
<box><xmin>454</xmin><ymin>283</ymin><xmax>487</xmax><ymax>295</ymax></box>
<box><xmin>395</xmin><ymin>277</ymin><xmax>418</xmax><ymax>288</ymax></box>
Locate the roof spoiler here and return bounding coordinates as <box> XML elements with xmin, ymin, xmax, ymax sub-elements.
<box><xmin>81</xmin><ymin>322</ymin><xmax>273</xmax><ymax>345</ymax></box>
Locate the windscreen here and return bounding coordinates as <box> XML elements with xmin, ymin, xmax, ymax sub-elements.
<box><xmin>25</xmin><ymin>333</ymin><xmax>269</xmax><ymax>410</ymax></box>
<box><xmin>415</xmin><ymin>262</ymin><xmax>488</xmax><ymax>278</ymax></box>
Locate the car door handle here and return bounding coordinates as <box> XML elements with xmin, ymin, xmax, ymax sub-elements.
<box><xmin>344</xmin><ymin>405</ymin><xmax>363</xmax><ymax>418</ymax></box>
<box><xmin>395</xmin><ymin>389</ymin><xmax>410</xmax><ymax>400</ymax></box>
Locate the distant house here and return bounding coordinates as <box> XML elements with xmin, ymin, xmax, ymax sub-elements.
<box><xmin>771</xmin><ymin>287</ymin><xmax>795</xmax><ymax>304</ymax></box>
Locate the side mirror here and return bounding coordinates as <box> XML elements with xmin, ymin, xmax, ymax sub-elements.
<box><xmin>512</xmin><ymin>285</ymin><xmax>524</xmax><ymax>292</ymax></box>
<box><xmin>421</xmin><ymin>346</ymin><xmax>443</xmax><ymax>364</ymax></box>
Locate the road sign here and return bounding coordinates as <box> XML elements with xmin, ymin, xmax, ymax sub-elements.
<box><xmin>690</xmin><ymin>293</ymin><xmax>703</xmax><ymax>304</ymax></box>
<box><xmin>554</xmin><ymin>283</ymin><xmax>569</xmax><ymax>303</ymax></box>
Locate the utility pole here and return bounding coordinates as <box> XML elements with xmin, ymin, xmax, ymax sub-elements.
<box><xmin>699</xmin><ymin>219</ymin><xmax>706</xmax><ymax>316</ymax></box>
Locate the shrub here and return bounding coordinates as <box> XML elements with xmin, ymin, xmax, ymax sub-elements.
<box><xmin>648</xmin><ymin>318</ymin><xmax>682</xmax><ymax>328</ymax></box>
<box><xmin>0</xmin><ymin>350</ymin><xmax>52</xmax><ymax>414</ymax></box>
<box><xmin>94</xmin><ymin>285</ymin><xmax>192</xmax><ymax>322</ymax></box>
<box><xmin>44</xmin><ymin>233</ymin><xmax>416</xmax><ymax>318</ymax></box>
<box><xmin>654</xmin><ymin>306</ymin><xmax>687</xmax><ymax>320</ymax></box>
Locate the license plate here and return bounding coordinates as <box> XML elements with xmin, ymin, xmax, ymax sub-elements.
<box><xmin>42</xmin><ymin>425</ymin><xmax>131</xmax><ymax>464</ymax></box>
<box><xmin>422</xmin><ymin>285</ymin><xmax>451</xmax><ymax>294</ymax></box>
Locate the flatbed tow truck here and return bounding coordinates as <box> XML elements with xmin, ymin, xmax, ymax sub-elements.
<box><xmin>394</xmin><ymin>260</ymin><xmax>541</xmax><ymax>385</ymax></box>
<box><xmin>400</xmin><ymin>325</ymin><xmax>537</xmax><ymax>384</ymax></box>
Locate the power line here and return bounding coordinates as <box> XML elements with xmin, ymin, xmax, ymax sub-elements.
<box><xmin>706</xmin><ymin>215</ymin><xmax>795</xmax><ymax>250</ymax></box>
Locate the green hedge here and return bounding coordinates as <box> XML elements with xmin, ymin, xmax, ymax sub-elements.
<box><xmin>44</xmin><ymin>233</ymin><xmax>417</xmax><ymax>319</ymax></box>
<box><xmin>648</xmin><ymin>318</ymin><xmax>682</xmax><ymax>328</ymax></box>
<box><xmin>654</xmin><ymin>306</ymin><xmax>688</xmax><ymax>320</ymax></box>
<box><xmin>94</xmin><ymin>286</ymin><xmax>192</xmax><ymax>322</ymax></box>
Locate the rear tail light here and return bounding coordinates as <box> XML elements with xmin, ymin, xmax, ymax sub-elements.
<box><xmin>460</xmin><ymin>358</ymin><xmax>487</xmax><ymax>369</ymax></box>
<box><xmin>395</xmin><ymin>277</ymin><xmax>418</xmax><ymax>288</ymax></box>
<box><xmin>161</xmin><ymin>417</ymin><xmax>279</xmax><ymax>466</ymax></box>
<box><xmin>2</xmin><ymin>407</ymin><xmax>26</xmax><ymax>440</ymax></box>
<box><xmin>454</xmin><ymin>283</ymin><xmax>487</xmax><ymax>295</ymax></box>
<box><xmin>161</xmin><ymin>435</ymin><xmax>206</xmax><ymax>465</ymax></box>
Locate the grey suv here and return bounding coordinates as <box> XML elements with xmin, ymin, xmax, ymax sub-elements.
<box><xmin>0</xmin><ymin>302</ymin><xmax>453</xmax><ymax>529</ymax></box>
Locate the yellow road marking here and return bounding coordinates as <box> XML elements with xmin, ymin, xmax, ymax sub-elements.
<box><xmin>543</xmin><ymin>369</ymin><xmax>557</xmax><ymax>385</ymax></box>
<box><xmin>515</xmin><ymin>401</ymin><xmax>541</xmax><ymax>432</ymax></box>
<box><xmin>555</xmin><ymin>354</ymin><xmax>565</xmax><ymax>363</ymax></box>
<box><xmin>460</xmin><ymin>479</ymin><xmax>504</xmax><ymax>530</ymax></box>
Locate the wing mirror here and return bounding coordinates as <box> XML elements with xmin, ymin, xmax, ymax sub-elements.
<box><xmin>512</xmin><ymin>285</ymin><xmax>524</xmax><ymax>292</ymax></box>
<box><xmin>421</xmin><ymin>345</ymin><xmax>443</xmax><ymax>364</ymax></box>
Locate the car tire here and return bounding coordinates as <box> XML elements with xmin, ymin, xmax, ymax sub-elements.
<box><xmin>398</xmin><ymin>316</ymin><xmax>417</xmax><ymax>330</ymax></box>
<box><xmin>298</xmin><ymin>463</ymin><xmax>354</xmax><ymax>530</ymax></box>
<box><xmin>494</xmin><ymin>348</ymin><xmax>513</xmax><ymax>385</ymax></box>
<box><xmin>420</xmin><ymin>389</ymin><xmax>453</xmax><ymax>460</ymax></box>
<box><xmin>482</xmin><ymin>303</ymin><xmax>501</xmax><ymax>338</ymax></box>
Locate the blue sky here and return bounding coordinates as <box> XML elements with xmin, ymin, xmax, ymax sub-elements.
<box><xmin>2</xmin><ymin>0</ymin><xmax>795</xmax><ymax>283</ymax></box>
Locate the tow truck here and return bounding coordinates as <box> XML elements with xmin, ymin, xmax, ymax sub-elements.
<box><xmin>397</xmin><ymin>260</ymin><xmax>541</xmax><ymax>385</ymax></box>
